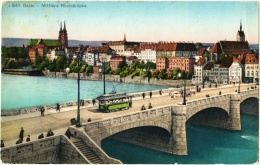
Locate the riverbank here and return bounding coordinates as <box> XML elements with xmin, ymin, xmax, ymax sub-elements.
<box><xmin>42</xmin><ymin>70</ymin><xmax>193</xmax><ymax>87</ymax></box>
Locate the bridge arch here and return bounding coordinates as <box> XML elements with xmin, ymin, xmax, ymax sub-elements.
<box><xmin>186</xmin><ymin>99</ymin><xmax>230</xmax><ymax>121</ymax></box>
<box><xmin>186</xmin><ymin>107</ymin><xmax>230</xmax><ymax>129</ymax></box>
<box><xmin>240</xmin><ymin>97</ymin><xmax>259</xmax><ymax>115</ymax></box>
<box><xmin>97</xmin><ymin>120</ymin><xmax>171</xmax><ymax>141</ymax></box>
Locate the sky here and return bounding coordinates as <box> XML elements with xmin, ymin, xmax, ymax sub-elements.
<box><xmin>1</xmin><ymin>1</ymin><xmax>259</xmax><ymax>44</ymax></box>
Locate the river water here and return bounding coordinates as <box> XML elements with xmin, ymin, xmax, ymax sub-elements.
<box><xmin>1</xmin><ymin>74</ymin><xmax>168</xmax><ymax>110</ymax></box>
<box><xmin>102</xmin><ymin>114</ymin><xmax>258</xmax><ymax>164</ymax></box>
<box><xmin>1</xmin><ymin>74</ymin><xmax>258</xmax><ymax>163</ymax></box>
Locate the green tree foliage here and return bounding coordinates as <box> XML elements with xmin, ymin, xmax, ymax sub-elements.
<box><xmin>152</xmin><ymin>70</ymin><xmax>160</xmax><ymax>79</ymax></box>
<box><xmin>49</xmin><ymin>59</ymin><xmax>57</xmax><ymax>72</ymax></box>
<box><xmin>186</xmin><ymin>72</ymin><xmax>193</xmax><ymax>79</ymax></box>
<box><xmin>85</xmin><ymin>65</ymin><xmax>93</xmax><ymax>73</ymax></box>
<box><xmin>195</xmin><ymin>42</ymin><xmax>203</xmax><ymax>48</ymax></box>
<box><xmin>56</xmin><ymin>56</ymin><xmax>66</xmax><ymax>71</ymax></box>
<box><xmin>171</xmin><ymin>68</ymin><xmax>181</xmax><ymax>80</ymax></box>
<box><xmin>220</xmin><ymin>52</ymin><xmax>227</xmax><ymax>60</ymax></box>
<box><xmin>118</xmin><ymin>61</ymin><xmax>127</xmax><ymax>69</ymax></box>
<box><xmin>105</xmin><ymin>62</ymin><xmax>111</xmax><ymax>74</ymax></box>
<box><xmin>34</xmin><ymin>56</ymin><xmax>44</xmax><ymax>69</ymax></box>
<box><xmin>80</xmin><ymin>65</ymin><xmax>87</xmax><ymax>73</ymax></box>
<box><xmin>158</xmin><ymin>69</ymin><xmax>168</xmax><ymax>79</ymax></box>
<box><xmin>40</xmin><ymin>59</ymin><xmax>50</xmax><ymax>70</ymax></box>
<box><xmin>2</xmin><ymin>47</ymin><xmax>29</xmax><ymax>58</ymax></box>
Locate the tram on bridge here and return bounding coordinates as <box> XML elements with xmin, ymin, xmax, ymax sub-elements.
<box><xmin>96</xmin><ymin>93</ymin><xmax>132</xmax><ymax>113</ymax></box>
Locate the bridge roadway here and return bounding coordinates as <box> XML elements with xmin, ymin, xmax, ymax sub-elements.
<box><xmin>1</xmin><ymin>83</ymin><xmax>257</xmax><ymax>148</ymax></box>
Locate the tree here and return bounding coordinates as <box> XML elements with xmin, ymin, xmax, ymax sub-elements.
<box><xmin>40</xmin><ymin>60</ymin><xmax>50</xmax><ymax>70</ymax></box>
<box><xmin>118</xmin><ymin>61</ymin><xmax>127</xmax><ymax>69</ymax></box>
<box><xmin>56</xmin><ymin>56</ymin><xmax>66</xmax><ymax>71</ymax></box>
<box><xmin>172</xmin><ymin>68</ymin><xmax>181</xmax><ymax>80</ymax></box>
<box><xmin>85</xmin><ymin>65</ymin><xmax>93</xmax><ymax>74</ymax></box>
<box><xmin>158</xmin><ymin>69</ymin><xmax>168</xmax><ymax>79</ymax></box>
<box><xmin>152</xmin><ymin>70</ymin><xmax>160</xmax><ymax>79</ymax></box>
<box><xmin>186</xmin><ymin>72</ymin><xmax>193</xmax><ymax>79</ymax></box>
<box><xmin>80</xmin><ymin>65</ymin><xmax>87</xmax><ymax>73</ymax></box>
<box><xmin>220</xmin><ymin>52</ymin><xmax>227</xmax><ymax>60</ymax></box>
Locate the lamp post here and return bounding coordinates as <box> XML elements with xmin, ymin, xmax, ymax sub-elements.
<box><xmin>65</xmin><ymin>67</ymin><xmax>70</xmax><ymax>78</ymax></box>
<box><xmin>202</xmin><ymin>77</ymin><xmax>205</xmax><ymax>89</ymax></box>
<box><xmin>178</xmin><ymin>72</ymin><xmax>186</xmax><ymax>105</ymax></box>
<box><xmin>73</xmin><ymin>53</ymin><xmax>81</xmax><ymax>127</ymax></box>
<box><xmin>238</xmin><ymin>81</ymin><xmax>241</xmax><ymax>93</ymax></box>
<box><xmin>102</xmin><ymin>58</ymin><xmax>106</xmax><ymax>94</ymax></box>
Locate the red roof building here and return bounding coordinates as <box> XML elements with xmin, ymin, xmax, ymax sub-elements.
<box><xmin>110</xmin><ymin>56</ymin><xmax>126</xmax><ymax>71</ymax></box>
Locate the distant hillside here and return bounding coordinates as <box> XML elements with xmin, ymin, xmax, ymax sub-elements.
<box><xmin>1</xmin><ymin>38</ymin><xmax>107</xmax><ymax>47</ymax></box>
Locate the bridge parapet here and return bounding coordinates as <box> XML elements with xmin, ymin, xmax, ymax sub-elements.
<box><xmin>83</xmin><ymin>105</ymin><xmax>172</xmax><ymax>143</ymax></box>
<box><xmin>185</xmin><ymin>94</ymin><xmax>231</xmax><ymax>120</ymax></box>
<box><xmin>239</xmin><ymin>89</ymin><xmax>259</xmax><ymax>102</ymax></box>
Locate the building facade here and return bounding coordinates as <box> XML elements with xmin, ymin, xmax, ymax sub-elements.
<box><xmin>192</xmin><ymin>57</ymin><xmax>206</xmax><ymax>84</ymax></box>
<box><xmin>245</xmin><ymin>53</ymin><xmax>259</xmax><ymax>83</ymax></box>
<box><xmin>110</xmin><ymin>56</ymin><xmax>126</xmax><ymax>71</ymax></box>
<box><xmin>228</xmin><ymin>56</ymin><xmax>243</xmax><ymax>84</ymax></box>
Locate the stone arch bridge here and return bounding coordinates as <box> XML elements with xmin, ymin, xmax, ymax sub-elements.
<box><xmin>83</xmin><ymin>89</ymin><xmax>258</xmax><ymax>155</ymax></box>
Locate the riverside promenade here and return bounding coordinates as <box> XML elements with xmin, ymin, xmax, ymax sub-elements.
<box><xmin>1</xmin><ymin>84</ymin><xmax>256</xmax><ymax>148</ymax></box>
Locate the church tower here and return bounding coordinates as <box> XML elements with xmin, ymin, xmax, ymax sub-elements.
<box><xmin>123</xmin><ymin>33</ymin><xmax>126</xmax><ymax>41</ymax></box>
<box><xmin>58</xmin><ymin>21</ymin><xmax>68</xmax><ymax>48</ymax></box>
<box><xmin>236</xmin><ymin>21</ymin><xmax>245</xmax><ymax>42</ymax></box>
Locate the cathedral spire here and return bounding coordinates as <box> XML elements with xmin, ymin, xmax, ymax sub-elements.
<box><xmin>60</xmin><ymin>22</ymin><xmax>62</xmax><ymax>31</ymax></box>
<box><xmin>123</xmin><ymin>33</ymin><xmax>126</xmax><ymax>41</ymax></box>
<box><xmin>63</xmin><ymin>21</ymin><xmax>66</xmax><ymax>31</ymax></box>
<box><xmin>240</xmin><ymin>20</ymin><xmax>242</xmax><ymax>31</ymax></box>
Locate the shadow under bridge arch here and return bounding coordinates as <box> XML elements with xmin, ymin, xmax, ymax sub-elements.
<box><xmin>101</xmin><ymin>126</ymin><xmax>171</xmax><ymax>153</ymax></box>
<box><xmin>186</xmin><ymin>107</ymin><xmax>230</xmax><ymax>129</ymax></box>
<box><xmin>240</xmin><ymin>97</ymin><xmax>259</xmax><ymax>116</ymax></box>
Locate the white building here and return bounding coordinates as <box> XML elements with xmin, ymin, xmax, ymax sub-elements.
<box><xmin>46</xmin><ymin>48</ymin><xmax>66</xmax><ymax>61</ymax></box>
<box><xmin>192</xmin><ymin>57</ymin><xmax>206</xmax><ymax>84</ymax></box>
<box><xmin>229</xmin><ymin>57</ymin><xmax>243</xmax><ymax>84</ymax></box>
<box><xmin>139</xmin><ymin>49</ymin><xmax>156</xmax><ymax>63</ymax></box>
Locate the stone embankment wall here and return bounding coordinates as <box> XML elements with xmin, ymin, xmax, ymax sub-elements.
<box><xmin>1</xmin><ymin>135</ymin><xmax>91</xmax><ymax>164</ymax></box>
<box><xmin>1</xmin><ymin>136</ymin><xmax>60</xmax><ymax>164</ymax></box>
<box><xmin>42</xmin><ymin>70</ymin><xmax>193</xmax><ymax>86</ymax></box>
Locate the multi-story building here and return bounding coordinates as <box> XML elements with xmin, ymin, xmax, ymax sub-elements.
<box><xmin>192</xmin><ymin>57</ymin><xmax>207</xmax><ymax>84</ymax></box>
<box><xmin>245</xmin><ymin>53</ymin><xmax>258</xmax><ymax>83</ymax></box>
<box><xmin>229</xmin><ymin>56</ymin><xmax>243</xmax><ymax>84</ymax></box>
<box><xmin>136</xmin><ymin>43</ymin><xmax>157</xmax><ymax>63</ymax></box>
<box><xmin>110</xmin><ymin>56</ymin><xmax>126</xmax><ymax>71</ymax></box>
<box><xmin>168</xmin><ymin>58</ymin><xmax>195</xmax><ymax>72</ymax></box>
<box><xmin>108</xmin><ymin>34</ymin><xmax>139</xmax><ymax>56</ymax></box>
<box><xmin>46</xmin><ymin>48</ymin><xmax>66</xmax><ymax>61</ymax></box>
<box><xmin>156</xmin><ymin>42</ymin><xmax>197</xmax><ymax>72</ymax></box>
<box><xmin>208</xmin><ymin>56</ymin><xmax>233</xmax><ymax>84</ymax></box>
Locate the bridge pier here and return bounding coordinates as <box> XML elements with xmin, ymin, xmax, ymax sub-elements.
<box><xmin>169</xmin><ymin>106</ymin><xmax>187</xmax><ymax>155</ymax></box>
<box><xmin>229</xmin><ymin>94</ymin><xmax>241</xmax><ymax>130</ymax></box>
